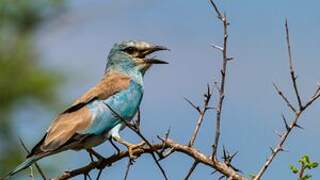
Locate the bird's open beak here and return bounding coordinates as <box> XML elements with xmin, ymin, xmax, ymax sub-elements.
<box><xmin>144</xmin><ymin>58</ymin><xmax>169</xmax><ymax>64</ymax></box>
<box><xmin>142</xmin><ymin>45</ymin><xmax>169</xmax><ymax>64</ymax></box>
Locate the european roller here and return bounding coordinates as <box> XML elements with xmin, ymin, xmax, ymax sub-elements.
<box><xmin>3</xmin><ymin>40</ymin><xmax>168</xmax><ymax>179</ymax></box>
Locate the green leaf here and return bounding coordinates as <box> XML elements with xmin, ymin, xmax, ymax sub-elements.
<box><xmin>302</xmin><ymin>174</ymin><xmax>312</xmax><ymax>180</ymax></box>
<box><xmin>310</xmin><ymin>162</ymin><xmax>319</xmax><ymax>168</ymax></box>
<box><xmin>289</xmin><ymin>165</ymin><xmax>299</xmax><ymax>174</ymax></box>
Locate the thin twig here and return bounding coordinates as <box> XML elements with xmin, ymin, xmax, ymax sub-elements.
<box><xmin>87</xmin><ymin>173</ymin><xmax>93</xmax><ymax>180</ymax></box>
<box><xmin>188</xmin><ymin>85</ymin><xmax>212</xmax><ymax>147</ymax></box>
<box><xmin>184</xmin><ymin>97</ymin><xmax>201</xmax><ymax>113</ymax></box>
<box><xmin>208</xmin><ymin>0</ymin><xmax>223</xmax><ymax>20</ymax></box>
<box><xmin>124</xmin><ymin>159</ymin><xmax>133</xmax><ymax>180</ymax></box>
<box><xmin>272</xmin><ymin>83</ymin><xmax>296</xmax><ymax>112</ymax></box>
<box><xmin>184</xmin><ymin>161</ymin><xmax>199</xmax><ymax>180</ymax></box>
<box><xmin>285</xmin><ymin>19</ymin><xmax>303</xmax><ymax>110</ymax></box>
<box><xmin>96</xmin><ymin>169</ymin><xmax>103</xmax><ymax>180</ymax></box>
<box><xmin>18</xmin><ymin>137</ymin><xmax>47</xmax><ymax>180</ymax></box>
<box><xmin>209</xmin><ymin>0</ymin><xmax>231</xmax><ymax>158</ymax></box>
<box><xmin>303</xmin><ymin>87</ymin><xmax>320</xmax><ymax>110</ymax></box>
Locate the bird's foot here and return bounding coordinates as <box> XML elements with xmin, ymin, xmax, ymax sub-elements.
<box><xmin>126</xmin><ymin>141</ymin><xmax>146</xmax><ymax>159</ymax></box>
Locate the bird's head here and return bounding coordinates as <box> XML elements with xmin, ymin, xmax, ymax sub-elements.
<box><xmin>106</xmin><ymin>40</ymin><xmax>169</xmax><ymax>75</ymax></box>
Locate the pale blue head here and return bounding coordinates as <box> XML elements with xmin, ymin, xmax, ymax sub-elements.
<box><xmin>105</xmin><ymin>40</ymin><xmax>168</xmax><ymax>75</ymax></box>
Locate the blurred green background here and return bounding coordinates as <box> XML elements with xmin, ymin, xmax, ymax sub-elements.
<box><xmin>0</xmin><ymin>0</ymin><xmax>64</xmax><ymax>176</ymax></box>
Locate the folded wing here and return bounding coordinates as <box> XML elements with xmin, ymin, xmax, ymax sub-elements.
<box><xmin>27</xmin><ymin>72</ymin><xmax>131</xmax><ymax>157</ymax></box>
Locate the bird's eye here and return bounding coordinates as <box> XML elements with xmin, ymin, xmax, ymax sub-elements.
<box><xmin>123</xmin><ymin>47</ymin><xmax>137</xmax><ymax>55</ymax></box>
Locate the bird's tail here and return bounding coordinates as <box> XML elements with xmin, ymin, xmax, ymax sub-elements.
<box><xmin>1</xmin><ymin>156</ymin><xmax>41</xmax><ymax>180</ymax></box>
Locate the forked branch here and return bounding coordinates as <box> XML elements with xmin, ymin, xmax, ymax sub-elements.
<box><xmin>254</xmin><ymin>20</ymin><xmax>320</xmax><ymax>180</ymax></box>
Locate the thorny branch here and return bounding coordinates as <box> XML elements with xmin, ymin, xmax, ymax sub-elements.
<box><xmin>209</xmin><ymin>0</ymin><xmax>232</xmax><ymax>158</ymax></box>
<box><xmin>272</xmin><ymin>83</ymin><xmax>296</xmax><ymax>113</ymax></box>
<box><xmin>285</xmin><ymin>19</ymin><xmax>303</xmax><ymax>110</ymax></box>
<box><xmin>184</xmin><ymin>85</ymin><xmax>212</xmax><ymax>179</ymax></box>
<box><xmin>187</xmin><ymin>84</ymin><xmax>212</xmax><ymax>147</ymax></box>
<box><xmin>54</xmin><ymin>139</ymin><xmax>245</xmax><ymax>180</ymax></box>
<box><xmin>253</xmin><ymin>20</ymin><xmax>320</xmax><ymax>180</ymax></box>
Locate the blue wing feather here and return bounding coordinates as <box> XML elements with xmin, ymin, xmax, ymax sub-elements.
<box><xmin>83</xmin><ymin>80</ymin><xmax>143</xmax><ymax>135</ymax></box>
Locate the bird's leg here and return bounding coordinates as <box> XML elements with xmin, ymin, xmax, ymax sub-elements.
<box><xmin>87</xmin><ymin>151</ymin><xmax>95</xmax><ymax>162</ymax></box>
<box><xmin>112</xmin><ymin>136</ymin><xmax>145</xmax><ymax>159</ymax></box>
<box><xmin>109</xmin><ymin>123</ymin><xmax>145</xmax><ymax>159</ymax></box>
<box><xmin>86</xmin><ymin>148</ymin><xmax>105</xmax><ymax>161</ymax></box>
<box><xmin>109</xmin><ymin>138</ymin><xmax>121</xmax><ymax>154</ymax></box>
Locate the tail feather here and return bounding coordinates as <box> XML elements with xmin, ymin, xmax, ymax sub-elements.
<box><xmin>2</xmin><ymin>156</ymin><xmax>41</xmax><ymax>179</ymax></box>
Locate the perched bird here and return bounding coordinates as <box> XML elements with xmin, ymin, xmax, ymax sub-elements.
<box><xmin>3</xmin><ymin>40</ymin><xmax>168</xmax><ymax>179</ymax></box>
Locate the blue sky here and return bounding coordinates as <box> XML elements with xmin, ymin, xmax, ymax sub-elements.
<box><xmin>15</xmin><ymin>0</ymin><xmax>320</xmax><ymax>179</ymax></box>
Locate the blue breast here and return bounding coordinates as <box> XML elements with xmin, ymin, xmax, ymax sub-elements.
<box><xmin>83</xmin><ymin>80</ymin><xmax>143</xmax><ymax>135</ymax></box>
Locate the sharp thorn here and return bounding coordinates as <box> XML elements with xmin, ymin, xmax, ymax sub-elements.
<box><xmin>230</xmin><ymin>151</ymin><xmax>239</xmax><ymax>161</ymax></box>
<box><xmin>294</xmin><ymin>123</ymin><xmax>304</xmax><ymax>130</ymax></box>
<box><xmin>222</xmin><ymin>146</ymin><xmax>227</xmax><ymax>160</ymax></box>
<box><xmin>184</xmin><ymin>97</ymin><xmax>201</xmax><ymax>113</ymax></box>
<box><xmin>281</xmin><ymin>114</ymin><xmax>290</xmax><ymax>131</ymax></box>
<box><xmin>211</xmin><ymin>44</ymin><xmax>224</xmax><ymax>51</ymax></box>
<box><xmin>227</xmin><ymin>57</ymin><xmax>234</xmax><ymax>61</ymax></box>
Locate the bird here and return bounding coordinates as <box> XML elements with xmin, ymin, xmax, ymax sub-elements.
<box><xmin>3</xmin><ymin>40</ymin><xmax>169</xmax><ymax>179</ymax></box>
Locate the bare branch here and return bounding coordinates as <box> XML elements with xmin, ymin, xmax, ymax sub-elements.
<box><xmin>54</xmin><ymin>139</ymin><xmax>245</xmax><ymax>180</ymax></box>
<box><xmin>254</xmin><ymin>112</ymin><xmax>301</xmax><ymax>180</ymax></box>
<box><xmin>254</xmin><ymin>19</ymin><xmax>320</xmax><ymax>180</ymax></box>
<box><xmin>272</xmin><ymin>83</ymin><xmax>296</xmax><ymax>112</ymax></box>
<box><xmin>123</xmin><ymin>159</ymin><xmax>133</xmax><ymax>180</ymax></box>
<box><xmin>184</xmin><ymin>161</ymin><xmax>199</xmax><ymax>180</ymax></box>
<box><xmin>209</xmin><ymin>0</ymin><xmax>232</xmax><ymax>158</ymax></box>
<box><xmin>209</xmin><ymin>0</ymin><xmax>223</xmax><ymax>20</ymax></box>
<box><xmin>96</xmin><ymin>169</ymin><xmax>103</xmax><ymax>180</ymax></box>
<box><xmin>285</xmin><ymin>19</ymin><xmax>303</xmax><ymax>110</ymax></box>
<box><xmin>188</xmin><ymin>85</ymin><xmax>212</xmax><ymax>147</ymax></box>
<box><xmin>302</xmin><ymin>85</ymin><xmax>320</xmax><ymax>110</ymax></box>
<box><xmin>184</xmin><ymin>97</ymin><xmax>201</xmax><ymax>113</ymax></box>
